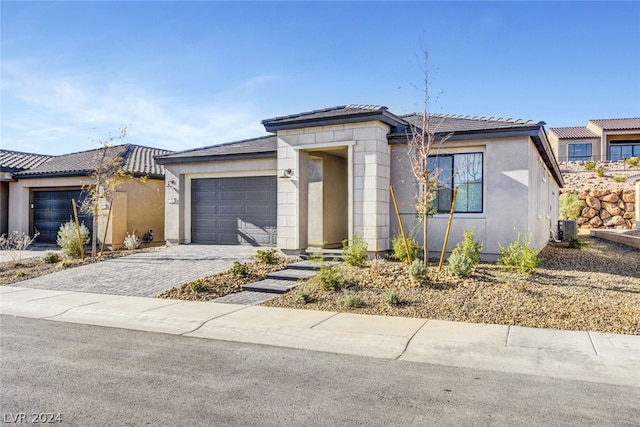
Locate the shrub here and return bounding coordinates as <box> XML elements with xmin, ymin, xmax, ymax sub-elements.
<box><xmin>626</xmin><ymin>157</ymin><xmax>640</xmax><ymax>167</ymax></box>
<box><xmin>453</xmin><ymin>230</ymin><xmax>482</xmax><ymax>266</ymax></box>
<box><xmin>595</xmin><ymin>167</ymin><xmax>605</xmax><ymax>177</ymax></box>
<box><xmin>369</xmin><ymin>256</ymin><xmax>386</xmax><ymax>274</ymax></box>
<box><xmin>0</xmin><ymin>230</ymin><xmax>40</xmax><ymax>263</ymax></box>
<box><xmin>230</xmin><ymin>261</ymin><xmax>249</xmax><ymax>277</ymax></box>
<box><xmin>342</xmin><ymin>234</ymin><xmax>368</xmax><ymax>267</ymax></box>
<box><xmin>447</xmin><ymin>250</ymin><xmax>474</xmax><ymax>278</ymax></box>
<box><xmin>559</xmin><ymin>192</ymin><xmax>585</xmax><ymax>220</ymax></box>
<box><xmin>392</xmin><ymin>233</ymin><xmax>422</xmax><ymax>263</ymax></box>
<box><xmin>568</xmin><ymin>235</ymin><xmax>588</xmax><ymax>250</ymax></box>
<box><xmin>498</xmin><ymin>232</ymin><xmax>541</xmax><ymax>275</ymax></box>
<box><xmin>338</xmin><ymin>291</ymin><xmax>363</xmax><ymax>308</ymax></box>
<box><xmin>189</xmin><ymin>279</ymin><xmax>209</xmax><ymax>292</ymax></box>
<box><xmin>15</xmin><ymin>270</ymin><xmax>28</xmax><ymax>278</ymax></box>
<box><xmin>584</xmin><ymin>160</ymin><xmax>596</xmax><ymax>171</ymax></box>
<box><xmin>57</xmin><ymin>221</ymin><xmax>90</xmax><ymax>258</ymax></box>
<box><xmin>123</xmin><ymin>231</ymin><xmax>141</xmax><ymax>250</ymax></box>
<box><xmin>255</xmin><ymin>248</ymin><xmax>279</xmax><ymax>264</ymax></box>
<box><xmin>314</xmin><ymin>265</ymin><xmax>345</xmax><ymax>291</ymax></box>
<box><xmin>383</xmin><ymin>290</ymin><xmax>403</xmax><ymax>306</ymax></box>
<box><xmin>42</xmin><ymin>251</ymin><xmax>61</xmax><ymax>264</ymax></box>
<box><xmin>297</xmin><ymin>285</ymin><xmax>314</xmax><ymax>303</ymax></box>
<box><xmin>58</xmin><ymin>259</ymin><xmax>74</xmax><ymax>269</ymax></box>
<box><xmin>409</xmin><ymin>259</ymin><xmax>429</xmax><ymax>283</ymax></box>
<box><xmin>613</xmin><ymin>175</ymin><xmax>628</xmax><ymax>183</ymax></box>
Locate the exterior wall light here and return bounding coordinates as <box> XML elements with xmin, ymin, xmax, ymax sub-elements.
<box><xmin>168</xmin><ymin>198</ymin><xmax>178</xmax><ymax>205</ymax></box>
<box><xmin>279</xmin><ymin>168</ymin><xmax>293</xmax><ymax>178</ymax></box>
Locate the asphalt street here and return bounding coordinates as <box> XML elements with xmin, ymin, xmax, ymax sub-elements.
<box><xmin>1</xmin><ymin>316</ymin><xmax>638</xmax><ymax>426</ymax></box>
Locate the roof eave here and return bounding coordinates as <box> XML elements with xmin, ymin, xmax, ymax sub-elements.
<box><xmin>155</xmin><ymin>151</ymin><xmax>277</xmax><ymax>165</ymax></box>
<box><xmin>262</xmin><ymin>110</ymin><xmax>407</xmax><ymax>133</ymax></box>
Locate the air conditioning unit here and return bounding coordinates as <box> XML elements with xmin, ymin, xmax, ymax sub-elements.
<box><xmin>558</xmin><ymin>220</ymin><xmax>578</xmax><ymax>242</ymax></box>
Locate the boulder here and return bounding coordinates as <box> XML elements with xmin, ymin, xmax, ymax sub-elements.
<box><xmin>621</xmin><ymin>190</ymin><xmax>635</xmax><ymax>203</ymax></box>
<box><xmin>585</xmin><ymin>196</ymin><xmax>601</xmax><ymax>210</ymax></box>
<box><xmin>601</xmin><ymin>193</ymin><xmax>619</xmax><ymax>203</ymax></box>
<box><xmin>623</xmin><ymin>211</ymin><xmax>635</xmax><ymax>219</ymax></box>
<box><xmin>581</xmin><ymin>206</ymin><xmax>598</xmax><ymax>218</ymax></box>
<box><xmin>625</xmin><ymin>203</ymin><xmax>635</xmax><ymax>212</ymax></box>
<box><xmin>602</xmin><ymin>201</ymin><xmax>622</xmax><ymax>216</ymax></box>
<box><xmin>577</xmin><ymin>217</ymin><xmax>589</xmax><ymax>226</ymax></box>
<box><xmin>599</xmin><ymin>209</ymin><xmax>612</xmax><ymax>220</ymax></box>
<box><xmin>589</xmin><ymin>216</ymin><xmax>603</xmax><ymax>227</ymax></box>
<box><xmin>590</xmin><ymin>189</ymin><xmax>610</xmax><ymax>198</ymax></box>
<box><xmin>579</xmin><ymin>189</ymin><xmax>590</xmax><ymax>200</ymax></box>
<box><xmin>603</xmin><ymin>215</ymin><xmax>624</xmax><ymax>227</ymax></box>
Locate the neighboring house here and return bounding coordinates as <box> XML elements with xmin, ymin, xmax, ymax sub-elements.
<box><xmin>549</xmin><ymin>118</ymin><xmax>640</xmax><ymax>162</ymax></box>
<box><xmin>157</xmin><ymin>105</ymin><xmax>563</xmax><ymax>260</ymax></box>
<box><xmin>0</xmin><ymin>150</ymin><xmax>52</xmax><ymax>236</ymax></box>
<box><xmin>8</xmin><ymin>144</ymin><xmax>171</xmax><ymax>248</ymax></box>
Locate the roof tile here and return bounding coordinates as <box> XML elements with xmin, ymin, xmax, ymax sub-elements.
<box><xmin>588</xmin><ymin>118</ymin><xmax>640</xmax><ymax>131</ymax></box>
<box><xmin>0</xmin><ymin>150</ymin><xmax>52</xmax><ymax>172</ymax></box>
<box><xmin>549</xmin><ymin>126</ymin><xmax>600</xmax><ymax>139</ymax></box>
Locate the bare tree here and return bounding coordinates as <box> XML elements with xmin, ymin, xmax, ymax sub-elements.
<box><xmin>81</xmin><ymin>128</ymin><xmax>128</xmax><ymax>258</ymax></box>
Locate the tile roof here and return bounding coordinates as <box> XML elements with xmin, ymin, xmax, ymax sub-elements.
<box><xmin>0</xmin><ymin>150</ymin><xmax>52</xmax><ymax>172</ymax></box>
<box><xmin>548</xmin><ymin>126</ymin><xmax>600</xmax><ymax>139</ymax></box>
<box><xmin>155</xmin><ymin>136</ymin><xmax>276</xmax><ymax>163</ymax></box>
<box><xmin>15</xmin><ymin>144</ymin><xmax>172</xmax><ymax>178</ymax></box>
<box><xmin>263</xmin><ymin>104</ymin><xmax>387</xmax><ymax>124</ymax></box>
<box><xmin>588</xmin><ymin>118</ymin><xmax>640</xmax><ymax>131</ymax></box>
<box><xmin>400</xmin><ymin>113</ymin><xmax>542</xmax><ymax>134</ymax></box>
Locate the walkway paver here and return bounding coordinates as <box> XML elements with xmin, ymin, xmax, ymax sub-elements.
<box><xmin>7</xmin><ymin>245</ymin><xmax>261</xmax><ymax>297</ymax></box>
<box><xmin>212</xmin><ymin>291</ymin><xmax>280</xmax><ymax>305</ymax></box>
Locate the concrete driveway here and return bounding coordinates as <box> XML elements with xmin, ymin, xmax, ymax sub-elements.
<box><xmin>7</xmin><ymin>245</ymin><xmax>262</xmax><ymax>297</ymax></box>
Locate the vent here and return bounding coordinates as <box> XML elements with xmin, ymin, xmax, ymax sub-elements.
<box><xmin>558</xmin><ymin>220</ymin><xmax>578</xmax><ymax>242</ymax></box>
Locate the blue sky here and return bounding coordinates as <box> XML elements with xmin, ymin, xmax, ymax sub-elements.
<box><xmin>2</xmin><ymin>1</ymin><xmax>639</xmax><ymax>155</ymax></box>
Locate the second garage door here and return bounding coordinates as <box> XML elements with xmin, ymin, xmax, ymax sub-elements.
<box><xmin>191</xmin><ymin>176</ymin><xmax>277</xmax><ymax>245</ymax></box>
<box><xmin>32</xmin><ymin>190</ymin><xmax>94</xmax><ymax>244</ymax></box>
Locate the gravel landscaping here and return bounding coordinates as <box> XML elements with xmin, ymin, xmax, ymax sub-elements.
<box><xmin>263</xmin><ymin>237</ymin><xmax>640</xmax><ymax>335</ymax></box>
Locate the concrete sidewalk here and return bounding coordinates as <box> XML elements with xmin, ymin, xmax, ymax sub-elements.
<box><xmin>1</xmin><ymin>285</ymin><xmax>639</xmax><ymax>388</ymax></box>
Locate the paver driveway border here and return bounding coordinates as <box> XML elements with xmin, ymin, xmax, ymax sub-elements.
<box><xmin>7</xmin><ymin>245</ymin><xmax>262</xmax><ymax>297</ymax></box>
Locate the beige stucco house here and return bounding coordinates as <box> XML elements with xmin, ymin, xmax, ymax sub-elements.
<box><xmin>549</xmin><ymin>118</ymin><xmax>640</xmax><ymax>162</ymax></box>
<box><xmin>157</xmin><ymin>105</ymin><xmax>563</xmax><ymax>260</ymax></box>
<box><xmin>7</xmin><ymin>144</ymin><xmax>170</xmax><ymax>249</ymax></box>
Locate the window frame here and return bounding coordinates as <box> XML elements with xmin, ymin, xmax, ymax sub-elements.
<box><xmin>609</xmin><ymin>141</ymin><xmax>640</xmax><ymax>161</ymax></box>
<box><xmin>428</xmin><ymin>152</ymin><xmax>484</xmax><ymax>215</ymax></box>
<box><xmin>568</xmin><ymin>143</ymin><xmax>592</xmax><ymax>162</ymax></box>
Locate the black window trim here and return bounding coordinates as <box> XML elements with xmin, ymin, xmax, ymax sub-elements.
<box><xmin>429</xmin><ymin>152</ymin><xmax>484</xmax><ymax>215</ymax></box>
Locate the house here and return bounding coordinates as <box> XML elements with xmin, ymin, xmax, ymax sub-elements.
<box><xmin>157</xmin><ymin>105</ymin><xmax>563</xmax><ymax>260</ymax></box>
<box><xmin>0</xmin><ymin>150</ymin><xmax>52</xmax><ymax>236</ymax></box>
<box><xmin>549</xmin><ymin>118</ymin><xmax>640</xmax><ymax>162</ymax></box>
<box><xmin>7</xmin><ymin>144</ymin><xmax>171</xmax><ymax>248</ymax></box>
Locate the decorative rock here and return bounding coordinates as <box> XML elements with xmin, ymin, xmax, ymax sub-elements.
<box><xmin>589</xmin><ymin>216</ymin><xmax>603</xmax><ymax>227</ymax></box>
<box><xmin>622</xmin><ymin>190</ymin><xmax>635</xmax><ymax>203</ymax></box>
<box><xmin>599</xmin><ymin>209</ymin><xmax>612</xmax><ymax>220</ymax></box>
<box><xmin>590</xmin><ymin>189</ymin><xmax>610</xmax><ymax>198</ymax></box>
<box><xmin>623</xmin><ymin>211</ymin><xmax>635</xmax><ymax>219</ymax></box>
<box><xmin>625</xmin><ymin>203</ymin><xmax>635</xmax><ymax>212</ymax></box>
<box><xmin>602</xmin><ymin>193</ymin><xmax>619</xmax><ymax>203</ymax></box>
<box><xmin>581</xmin><ymin>206</ymin><xmax>598</xmax><ymax>219</ymax></box>
<box><xmin>585</xmin><ymin>196</ymin><xmax>601</xmax><ymax>210</ymax></box>
<box><xmin>603</xmin><ymin>215</ymin><xmax>624</xmax><ymax>227</ymax></box>
<box><xmin>577</xmin><ymin>217</ymin><xmax>588</xmax><ymax>226</ymax></box>
<box><xmin>579</xmin><ymin>189</ymin><xmax>589</xmax><ymax>200</ymax></box>
<box><xmin>602</xmin><ymin>201</ymin><xmax>622</xmax><ymax>216</ymax></box>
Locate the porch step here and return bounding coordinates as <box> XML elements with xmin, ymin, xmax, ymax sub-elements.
<box><xmin>286</xmin><ymin>260</ymin><xmax>340</xmax><ymax>271</ymax></box>
<box><xmin>243</xmin><ymin>279</ymin><xmax>301</xmax><ymax>294</ymax></box>
<box><xmin>265</xmin><ymin>268</ymin><xmax>317</xmax><ymax>281</ymax></box>
<box><xmin>301</xmin><ymin>249</ymin><xmax>344</xmax><ymax>262</ymax></box>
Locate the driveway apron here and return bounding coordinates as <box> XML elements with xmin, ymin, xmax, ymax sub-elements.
<box><xmin>7</xmin><ymin>245</ymin><xmax>261</xmax><ymax>297</ymax></box>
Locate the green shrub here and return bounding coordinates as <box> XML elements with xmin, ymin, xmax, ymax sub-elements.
<box><xmin>559</xmin><ymin>192</ymin><xmax>585</xmax><ymax>220</ymax></box>
<box><xmin>447</xmin><ymin>250</ymin><xmax>474</xmax><ymax>278</ymax></box>
<box><xmin>567</xmin><ymin>236</ymin><xmax>588</xmax><ymax>250</ymax></box>
<box><xmin>189</xmin><ymin>279</ymin><xmax>209</xmax><ymax>292</ymax></box>
<box><xmin>314</xmin><ymin>265</ymin><xmax>345</xmax><ymax>291</ymax></box>
<box><xmin>123</xmin><ymin>231</ymin><xmax>141</xmax><ymax>250</ymax></box>
<box><xmin>383</xmin><ymin>290</ymin><xmax>403</xmax><ymax>306</ymax></box>
<box><xmin>42</xmin><ymin>251</ymin><xmax>61</xmax><ymax>264</ymax></box>
<box><xmin>409</xmin><ymin>259</ymin><xmax>429</xmax><ymax>283</ymax></box>
<box><xmin>342</xmin><ymin>233</ymin><xmax>368</xmax><ymax>267</ymax></box>
<box><xmin>626</xmin><ymin>157</ymin><xmax>640</xmax><ymax>167</ymax></box>
<box><xmin>498</xmin><ymin>232</ymin><xmax>541</xmax><ymax>274</ymax></box>
<box><xmin>15</xmin><ymin>270</ymin><xmax>28</xmax><ymax>278</ymax></box>
<box><xmin>584</xmin><ymin>160</ymin><xmax>596</xmax><ymax>170</ymax></box>
<box><xmin>369</xmin><ymin>256</ymin><xmax>386</xmax><ymax>274</ymax></box>
<box><xmin>58</xmin><ymin>259</ymin><xmax>74</xmax><ymax>269</ymax></box>
<box><xmin>454</xmin><ymin>230</ymin><xmax>482</xmax><ymax>265</ymax></box>
<box><xmin>230</xmin><ymin>261</ymin><xmax>250</xmax><ymax>277</ymax></box>
<box><xmin>255</xmin><ymin>248</ymin><xmax>279</xmax><ymax>264</ymax></box>
<box><xmin>297</xmin><ymin>285</ymin><xmax>314</xmax><ymax>304</ymax></box>
<box><xmin>613</xmin><ymin>175</ymin><xmax>628</xmax><ymax>183</ymax></box>
<box><xmin>392</xmin><ymin>233</ymin><xmax>422</xmax><ymax>263</ymax></box>
<box><xmin>338</xmin><ymin>291</ymin><xmax>363</xmax><ymax>308</ymax></box>
<box><xmin>56</xmin><ymin>221</ymin><xmax>90</xmax><ymax>258</ymax></box>
<box><xmin>595</xmin><ymin>167</ymin><xmax>605</xmax><ymax>177</ymax></box>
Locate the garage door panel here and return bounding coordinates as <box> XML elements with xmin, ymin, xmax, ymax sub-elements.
<box><xmin>191</xmin><ymin>176</ymin><xmax>276</xmax><ymax>245</ymax></box>
<box><xmin>32</xmin><ymin>190</ymin><xmax>93</xmax><ymax>244</ymax></box>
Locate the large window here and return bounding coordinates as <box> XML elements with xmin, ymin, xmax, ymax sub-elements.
<box><xmin>427</xmin><ymin>153</ymin><xmax>483</xmax><ymax>214</ymax></box>
<box><xmin>610</xmin><ymin>141</ymin><xmax>640</xmax><ymax>161</ymax></box>
<box><xmin>568</xmin><ymin>143</ymin><xmax>592</xmax><ymax>161</ymax></box>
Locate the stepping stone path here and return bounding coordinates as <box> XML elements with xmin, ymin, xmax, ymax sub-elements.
<box><xmin>211</xmin><ymin>256</ymin><xmax>341</xmax><ymax>306</ymax></box>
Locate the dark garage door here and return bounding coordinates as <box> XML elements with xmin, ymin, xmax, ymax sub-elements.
<box><xmin>33</xmin><ymin>190</ymin><xmax>93</xmax><ymax>244</ymax></box>
<box><xmin>191</xmin><ymin>176</ymin><xmax>277</xmax><ymax>245</ymax></box>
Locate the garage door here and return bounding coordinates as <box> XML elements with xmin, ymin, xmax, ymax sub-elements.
<box><xmin>191</xmin><ymin>176</ymin><xmax>277</xmax><ymax>245</ymax></box>
<box><xmin>32</xmin><ymin>190</ymin><xmax>93</xmax><ymax>244</ymax></box>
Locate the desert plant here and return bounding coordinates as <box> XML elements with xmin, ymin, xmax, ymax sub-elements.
<box><xmin>369</xmin><ymin>256</ymin><xmax>386</xmax><ymax>274</ymax></box>
<box><xmin>595</xmin><ymin>167</ymin><xmax>605</xmax><ymax>177</ymax></box>
<box><xmin>383</xmin><ymin>290</ymin><xmax>403</xmax><ymax>306</ymax></box>
<box><xmin>409</xmin><ymin>259</ymin><xmax>429</xmax><ymax>283</ymax></box>
<box><xmin>314</xmin><ymin>265</ymin><xmax>346</xmax><ymax>291</ymax></box>
<box><xmin>42</xmin><ymin>251</ymin><xmax>61</xmax><ymax>264</ymax></box>
<box><xmin>123</xmin><ymin>231</ymin><xmax>141</xmax><ymax>250</ymax></box>
<box><xmin>342</xmin><ymin>233</ymin><xmax>368</xmax><ymax>267</ymax></box>
<box><xmin>452</xmin><ymin>230</ymin><xmax>482</xmax><ymax>266</ymax></box>
<box><xmin>559</xmin><ymin>192</ymin><xmax>585</xmax><ymax>220</ymax></box>
<box><xmin>338</xmin><ymin>291</ymin><xmax>363</xmax><ymax>308</ymax></box>
<box><xmin>255</xmin><ymin>248</ymin><xmax>279</xmax><ymax>264</ymax></box>
<box><xmin>189</xmin><ymin>279</ymin><xmax>209</xmax><ymax>292</ymax></box>
<box><xmin>392</xmin><ymin>233</ymin><xmax>422</xmax><ymax>263</ymax></box>
<box><xmin>0</xmin><ymin>230</ymin><xmax>40</xmax><ymax>264</ymax></box>
<box><xmin>58</xmin><ymin>259</ymin><xmax>74</xmax><ymax>269</ymax></box>
<box><xmin>613</xmin><ymin>175</ymin><xmax>628</xmax><ymax>183</ymax></box>
<box><xmin>15</xmin><ymin>270</ymin><xmax>28</xmax><ymax>278</ymax></box>
<box><xmin>498</xmin><ymin>232</ymin><xmax>541</xmax><ymax>275</ymax></box>
<box><xmin>626</xmin><ymin>157</ymin><xmax>640</xmax><ymax>167</ymax></box>
<box><xmin>567</xmin><ymin>235</ymin><xmax>588</xmax><ymax>250</ymax></box>
<box><xmin>297</xmin><ymin>285</ymin><xmax>314</xmax><ymax>304</ymax></box>
<box><xmin>584</xmin><ymin>160</ymin><xmax>596</xmax><ymax>170</ymax></box>
<box><xmin>446</xmin><ymin>250</ymin><xmax>474</xmax><ymax>278</ymax></box>
<box><xmin>230</xmin><ymin>261</ymin><xmax>250</xmax><ymax>277</ymax></box>
<box><xmin>57</xmin><ymin>221</ymin><xmax>90</xmax><ymax>258</ymax></box>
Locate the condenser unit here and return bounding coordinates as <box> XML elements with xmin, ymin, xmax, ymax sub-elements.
<box><xmin>558</xmin><ymin>220</ymin><xmax>578</xmax><ymax>242</ymax></box>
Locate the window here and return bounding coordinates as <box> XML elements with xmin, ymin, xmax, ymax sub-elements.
<box><xmin>428</xmin><ymin>153</ymin><xmax>483</xmax><ymax>214</ymax></box>
<box><xmin>568</xmin><ymin>143</ymin><xmax>592</xmax><ymax>161</ymax></box>
<box><xmin>610</xmin><ymin>141</ymin><xmax>640</xmax><ymax>161</ymax></box>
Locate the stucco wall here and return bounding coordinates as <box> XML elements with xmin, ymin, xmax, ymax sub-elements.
<box><xmin>389</xmin><ymin>136</ymin><xmax>559</xmax><ymax>260</ymax></box>
<box><xmin>549</xmin><ymin>135</ymin><xmax>600</xmax><ymax>162</ymax></box>
<box><xmin>163</xmin><ymin>157</ymin><xmax>277</xmax><ymax>244</ymax></box>
<box><xmin>1</xmin><ymin>181</ymin><xmax>9</xmax><ymax>236</ymax></box>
